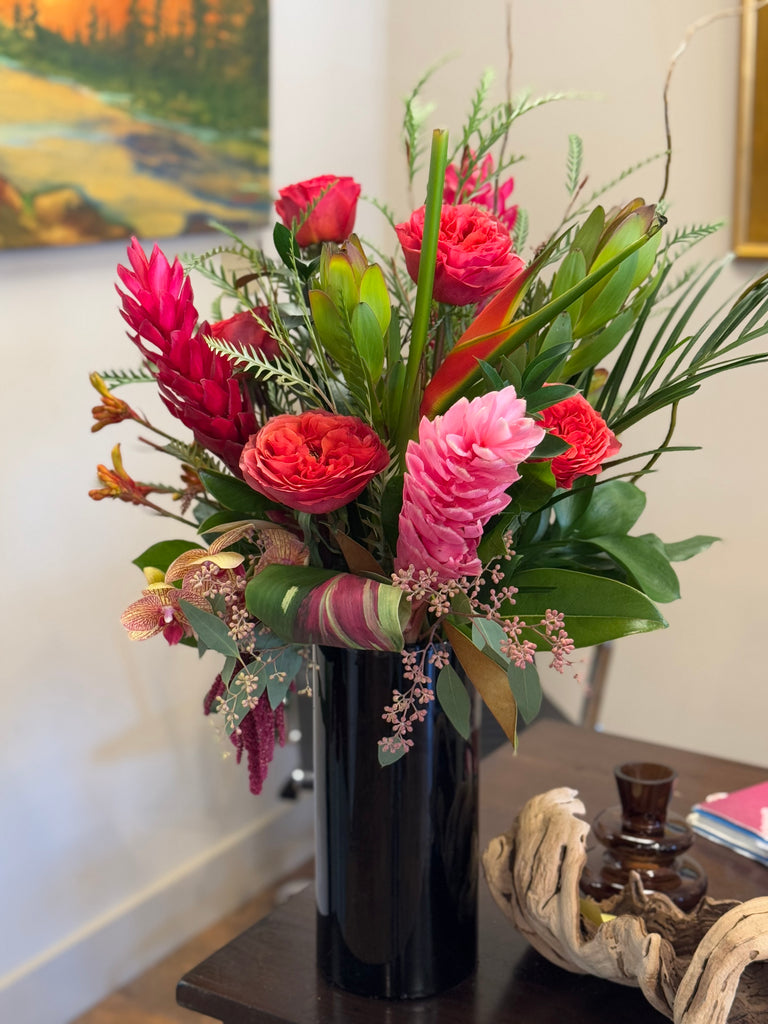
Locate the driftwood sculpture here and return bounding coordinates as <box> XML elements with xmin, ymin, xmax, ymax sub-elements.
<box><xmin>482</xmin><ymin>788</ymin><xmax>768</xmax><ymax>1024</ymax></box>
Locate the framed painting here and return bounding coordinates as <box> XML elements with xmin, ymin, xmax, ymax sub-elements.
<box><xmin>734</xmin><ymin>0</ymin><xmax>768</xmax><ymax>257</ymax></box>
<box><xmin>0</xmin><ymin>0</ymin><xmax>269</xmax><ymax>249</ymax></box>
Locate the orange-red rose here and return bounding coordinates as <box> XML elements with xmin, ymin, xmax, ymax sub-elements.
<box><xmin>239</xmin><ymin>411</ymin><xmax>389</xmax><ymax>513</ymax></box>
<box><xmin>395</xmin><ymin>203</ymin><xmax>524</xmax><ymax>306</ymax></box>
<box><xmin>539</xmin><ymin>393</ymin><xmax>621</xmax><ymax>489</ymax></box>
<box><xmin>275</xmin><ymin>175</ymin><xmax>361</xmax><ymax>248</ymax></box>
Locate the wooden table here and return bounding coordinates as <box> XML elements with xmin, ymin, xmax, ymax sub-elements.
<box><xmin>177</xmin><ymin>720</ymin><xmax>767</xmax><ymax>1023</ymax></box>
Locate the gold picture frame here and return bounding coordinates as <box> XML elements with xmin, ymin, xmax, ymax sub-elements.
<box><xmin>734</xmin><ymin>0</ymin><xmax>768</xmax><ymax>257</ymax></box>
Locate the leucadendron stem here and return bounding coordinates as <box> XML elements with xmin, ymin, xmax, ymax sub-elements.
<box><xmin>395</xmin><ymin>128</ymin><xmax>449</xmax><ymax>463</ymax></box>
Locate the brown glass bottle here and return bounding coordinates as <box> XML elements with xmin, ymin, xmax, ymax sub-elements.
<box><xmin>580</xmin><ymin>761</ymin><xmax>707</xmax><ymax>912</ymax></box>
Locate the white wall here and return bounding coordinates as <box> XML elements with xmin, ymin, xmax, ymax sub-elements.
<box><xmin>384</xmin><ymin>0</ymin><xmax>768</xmax><ymax>767</ymax></box>
<box><xmin>0</xmin><ymin>2</ymin><xmax>388</xmax><ymax>1022</ymax></box>
<box><xmin>2</xmin><ymin>2</ymin><xmax>767</xmax><ymax>1022</ymax></box>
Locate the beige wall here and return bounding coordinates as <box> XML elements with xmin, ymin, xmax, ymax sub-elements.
<box><xmin>1</xmin><ymin>2</ymin><xmax>766</xmax><ymax>1021</ymax></box>
<box><xmin>382</xmin><ymin>0</ymin><xmax>767</xmax><ymax>766</ymax></box>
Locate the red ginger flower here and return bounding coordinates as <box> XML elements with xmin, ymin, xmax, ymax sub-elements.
<box><xmin>116</xmin><ymin>238</ymin><xmax>266</xmax><ymax>474</ymax></box>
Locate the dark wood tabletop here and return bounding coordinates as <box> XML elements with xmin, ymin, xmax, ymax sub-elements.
<box><xmin>177</xmin><ymin>719</ymin><xmax>768</xmax><ymax>1023</ymax></box>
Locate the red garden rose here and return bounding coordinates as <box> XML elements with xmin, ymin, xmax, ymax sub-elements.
<box><xmin>539</xmin><ymin>393</ymin><xmax>621</xmax><ymax>489</ymax></box>
<box><xmin>275</xmin><ymin>174</ymin><xmax>361</xmax><ymax>248</ymax></box>
<box><xmin>239</xmin><ymin>411</ymin><xmax>389</xmax><ymax>513</ymax></box>
<box><xmin>395</xmin><ymin>203</ymin><xmax>524</xmax><ymax>306</ymax></box>
<box><xmin>209</xmin><ymin>308</ymin><xmax>280</xmax><ymax>361</ymax></box>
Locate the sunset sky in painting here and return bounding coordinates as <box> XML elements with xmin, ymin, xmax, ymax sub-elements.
<box><xmin>0</xmin><ymin>0</ymin><xmax>201</xmax><ymax>40</ymax></box>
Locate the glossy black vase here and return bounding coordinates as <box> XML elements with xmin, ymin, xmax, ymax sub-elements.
<box><xmin>314</xmin><ymin>646</ymin><xmax>479</xmax><ymax>999</ymax></box>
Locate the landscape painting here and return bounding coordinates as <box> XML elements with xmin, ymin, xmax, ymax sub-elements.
<box><xmin>0</xmin><ymin>0</ymin><xmax>269</xmax><ymax>249</ymax></box>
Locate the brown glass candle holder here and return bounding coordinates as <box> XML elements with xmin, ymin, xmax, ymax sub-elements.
<box><xmin>580</xmin><ymin>761</ymin><xmax>707</xmax><ymax>912</ymax></box>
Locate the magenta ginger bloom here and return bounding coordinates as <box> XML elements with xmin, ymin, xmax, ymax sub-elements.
<box><xmin>395</xmin><ymin>386</ymin><xmax>544</xmax><ymax>581</ymax></box>
<box><xmin>116</xmin><ymin>237</ymin><xmax>259</xmax><ymax>474</ymax></box>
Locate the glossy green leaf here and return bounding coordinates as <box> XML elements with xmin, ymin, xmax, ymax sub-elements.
<box><xmin>507</xmin><ymin>461</ymin><xmax>557</xmax><ymax>513</ymax></box>
<box><xmin>273</xmin><ymin>222</ymin><xmax>301</xmax><ymax>267</ymax></box>
<box><xmin>662</xmin><ymin>535</ymin><xmax>719</xmax><ymax>562</ymax></box>
<box><xmin>532</xmin><ymin>432</ymin><xmax>571</xmax><ymax>458</ymax></box>
<box><xmin>583</xmin><ymin>534</ymin><xmax>680</xmax><ymax>602</ymax></box>
<box><xmin>511</xmin><ymin>568</ymin><xmax>667</xmax><ymax>647</ymax></box>
<box><xmin>574</xmin><ymin>251</ymin><xmax>638</xmax><ymax>338</ymax></box>
<box><xmin>179</xmin><ymin>599</ymin><xmax>240</xmax><ymax>658</ymax></box>
<box><xmin>540</xmin><ymin>312</ymin><xmax>573</xmax><ymax>353</ymax></box>
<box><xmin>132</xmin><ymin>539</ymin><xmax>199</xmax><ymax>573</ymax></box>
<box><xmin>477</xmin><ymin>358</ymin><xmax>506</xmax><ymax>390</ymax></box>
<box><xmin>564</xmin><ymin>480</ymin><xmax>646</xmax><ymax>538</ymax></box>
<box><xmin>507</xmin><ymin>661</ymin><xmax>542</xmax><ymax>725</ymax></box>
<box><xmin>199</xmin><ymin>469</ymin><xmax>273</xmax><ymax>516</ymax></box>
<box><xmin>524</xmin><ymin>384</ymin><xmax>578</xmax><ymax>413</ymax></box>
<box><xmin>436</xmin><ymin>664</ymin><xmax>471</xmax><ymax>740</ymax></box>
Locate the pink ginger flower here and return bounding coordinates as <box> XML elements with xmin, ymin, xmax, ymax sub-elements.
<box><xmin>443</xmin><ymin>151</ymin><xmax>517</xmax><ymax>233</ymax></box>
<box><xmin>395</xmin><ymin>386</ymin><xmax>544</xmax><ymax>581</ymax></box>
<box><xmin>116</xmin><ymin>238</ymin><xmax>260</xmax><ymax>474</ymax></box>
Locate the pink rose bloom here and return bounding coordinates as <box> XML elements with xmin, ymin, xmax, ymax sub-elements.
<box><xmin>443</xmin><ymin>151</ymin><xmax>517</xmax><ymax>233</ymax></box>
<box><xmin>395</xmin><ymin>203</ymin><xmax>524</xmax><ymax>306</ymax></box>
<box><xmin>275</xmin><ymin>174</ymin><xmax>361</xmax><ymax>247</ymax></box>
<box><xmin>208</xmin><ymin>308</ymin><xmax>280</xmax><ymax>361</ymax></box>
<box><xmin>395</xmin><ymin>386</ymin><xmax>544</xmax><ymax>581</ymax></box>
<box><xmin>539</xmin><ymin>393</ymin><xmax>621</xmax><ymax>489</ymax></box>
<box><xmin>240</xmin><ymin>411</ymin><xmax>389</xmax><ymax>513</ymax></box>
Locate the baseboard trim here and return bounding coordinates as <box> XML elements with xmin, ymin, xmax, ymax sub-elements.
<box><xmin>0</xmin><ymin>795</ymin><xmax>315</xmax><ymax>1024</ymax></box>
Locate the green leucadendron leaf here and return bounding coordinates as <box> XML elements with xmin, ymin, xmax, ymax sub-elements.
<box><xmin>511</xmin><ymin>568</ymin><xmax>667</xmax><ymax>648</ymax></box>
<box><xmin>436</xmin><ymin>664</ymin><xmax>472</xmax><ymax>740</ymax></box>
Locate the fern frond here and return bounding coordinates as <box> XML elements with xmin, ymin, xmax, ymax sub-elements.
<box><xmin>572</xmin><ymin>151</ymin><xmax>667</xmax><ymax>217</ymax></box>
<box><xmin>513</xmin><ymin>207</ymin><xmax>529</xmax><ymax>251</ymax></box>
<box><xmin>566</xmin><ymin>134</ymin><xmax>583</xmax><ymax>196</ymax></box>
<box><xmin>97</xmin><ymin>366</ymin><xmax>156</xmax><ymax>387</ymax></box>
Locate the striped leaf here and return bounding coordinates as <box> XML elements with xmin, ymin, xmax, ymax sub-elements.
<box><xmin>245</xmin><ymin>565</ymin><xmax>409</xmax><ymax>651</ymax></box>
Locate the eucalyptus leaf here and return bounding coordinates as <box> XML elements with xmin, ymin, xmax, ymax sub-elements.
<box><xmin>266</xmin><ymin>647</ymin><xmax>305</xmax><ymax>708</ymax></box>
<box><xmin>436</xmin><ymin>664</ymin><xmax>471</xmax><ymax>740</ymax></box>
<box><xmin>378</xmin><ymin>744</ymin><xmax>408</xmax><ymax>766</ymax></box>
<box><xmin>178</xmin><ymin>599</ymin><xmax>240</xmax><ymax>658</ymax></box>
<box><xmin>507</xmin><ymin>661</ymin><xmax>542</xmax><ymax>724</ymax></box>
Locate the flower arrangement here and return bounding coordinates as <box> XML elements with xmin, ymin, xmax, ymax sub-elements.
<box><xmin>90</xmin><ymin>72</ymin><xmax>768</xmax><ymax>793</ymax></box>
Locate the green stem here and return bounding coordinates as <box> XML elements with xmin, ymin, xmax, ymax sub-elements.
<box><xmin>630</xmin><ymin>400</ymin><xmax>679</xmax><ymax>485</ymax></box>
<box><xmin>395</xmin><ymin>128</ymin><xmax>449</xmax><ymax>460</ymax></box>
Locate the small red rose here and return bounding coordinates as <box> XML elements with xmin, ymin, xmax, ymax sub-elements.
<box><xmin>240</xmin><ymin>411</ymin><xmax>389</xmax><ymax>513</ymax></box>
<box><xmin>539</xmin><ymin>393</ymin><xmax>621</xmax><ymax>489</ymax></box>
<box><xmin>209</xmin><ymin>308</ymin><xmax>280</xmax><ymax>361</ymax></box>
<box><xmin>275</xmin><ymin>175</ymin><xmax>361</xmax><ymax>248</ymax></box>
<box><xmin>395</xmin><ymin>203</ymin><xmax>524</xmax><ymax>306</ymax></box>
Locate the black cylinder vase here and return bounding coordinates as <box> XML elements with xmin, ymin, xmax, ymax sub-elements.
<box><xmin>314</xmin><ymin>645</ymin><xmax>479</xmax><ymax>999</ymax></box>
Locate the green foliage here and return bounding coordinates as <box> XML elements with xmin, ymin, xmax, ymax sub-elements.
<box><xmin>132</xmin><ymin>540</ymin><xmax>199</xmax><ymax>573</ymax></box>
<box><xmin>436</xmin><ymin>665</ymin><xmax>472</xmax><ymax>739</ymax></box>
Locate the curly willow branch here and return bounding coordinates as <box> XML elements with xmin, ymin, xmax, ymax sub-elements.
<box><xmin>660</xmin><ymin>2</ymin><xmax>768</xmax><ymax>202</ymax></box>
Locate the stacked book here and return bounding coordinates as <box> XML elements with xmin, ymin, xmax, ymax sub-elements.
<box><xmin>687</xmin><ymin>781</ymin><xmax>768</xmax><ymax>867</ymax></box>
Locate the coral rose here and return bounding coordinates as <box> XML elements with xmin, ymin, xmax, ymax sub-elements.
<box><xmin>240</xmin><ymin>411</ymin><xmax>389</xmax><ymax>513</ymax></box>
<box><xmin>275</xmin><ymin>174</ymin><xmax>361</xmax><ymax>247</ymax></box>
<box><xmin>395</xmin><ymin>203</ymin><xmax>524</xmax><ymax>306</ymax></box>
<box><xmin>539</xmin><ymin>393</ymin><xmax>621</xmax><ymax>489</ymax></box>
<box><xmin>208</xmin><ymin>308</ymin><xmax>280</xmax><ymax>361</ymax></box>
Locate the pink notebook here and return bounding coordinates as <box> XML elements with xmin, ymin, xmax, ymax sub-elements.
<box><xmin>688</xmin><ymin>781</ymin><xmax>768</xmax><ymax>866</ymax></box>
